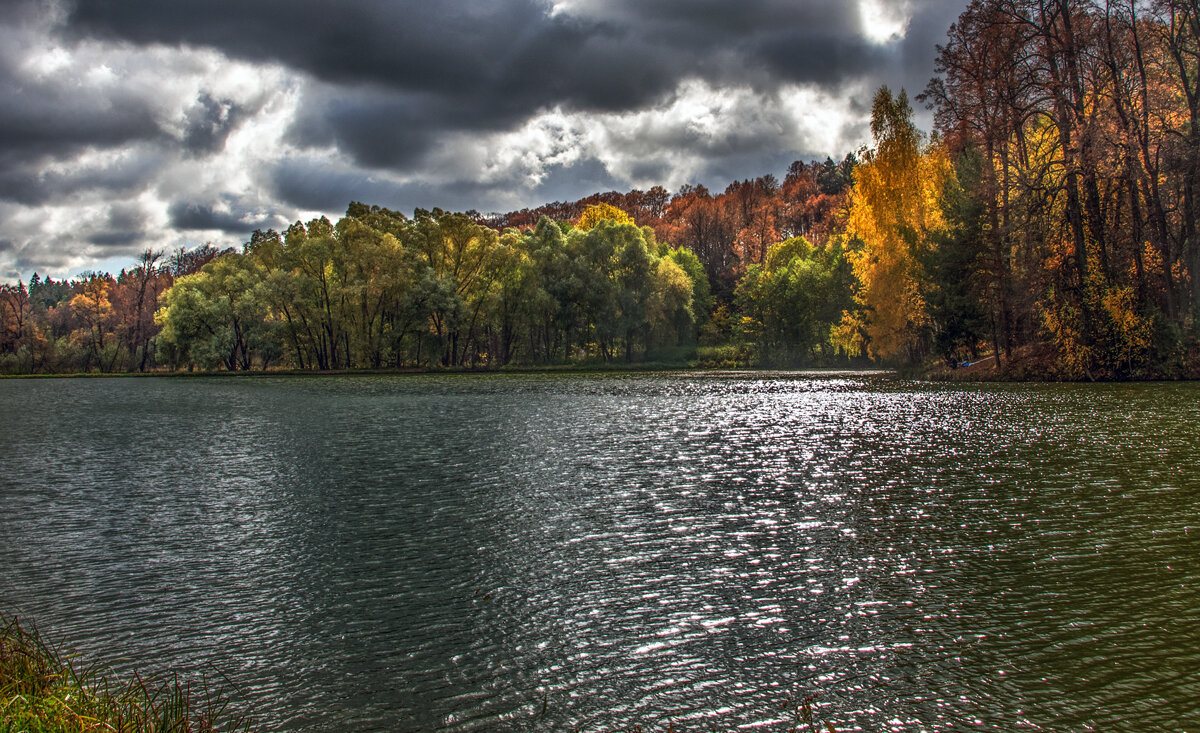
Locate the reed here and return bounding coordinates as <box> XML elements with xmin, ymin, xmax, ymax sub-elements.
<box><xmin>0</xmin><ymin>613</ymin><xmax>253</xmax><ymax>732</ymax></box>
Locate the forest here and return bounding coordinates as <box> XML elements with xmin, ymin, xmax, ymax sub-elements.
<box><xmin>2</xmin><ymin>0</ymin><xmax>1199</xmax><ymax>379</ymax></box>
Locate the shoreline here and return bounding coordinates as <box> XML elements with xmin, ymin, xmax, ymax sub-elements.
<box><xmin>0</xmin><ymin>363</ymin><xmax>888</xmax><ymax>379</ymax></box>
<box><xmin>3</xmin><ymin>363</ymin><xmax>1199</xmax><ymax>383</ymax></box>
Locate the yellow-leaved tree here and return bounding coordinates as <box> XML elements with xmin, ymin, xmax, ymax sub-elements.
<box><xmin>70</xmin><ymin>274</ymin><xmax>115</xmax><ymax>368</ymax></box>
<box><xmin>575</xmin><ymin>202</ymin><xmax>634</xmax><ymax>231</ymax></box>
<box><xmin>835</xmin><ymin>86</ymin><xmax>950</xmax><ymax>361</ymax></box>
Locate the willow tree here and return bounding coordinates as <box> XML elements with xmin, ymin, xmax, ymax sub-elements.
<box><xmin>735</xmin><ymin>236</ymin><xmax>853</xmax><ymax>364</ymax></box>
<box><xmin>154</xmin><ymin>253</ymin><xmax>276</xmax><ymax>371</ymax></box>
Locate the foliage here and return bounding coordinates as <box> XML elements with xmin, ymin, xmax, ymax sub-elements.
<box><xmin>147</xmin><ymin>206</ymin><xmax>705</xmax><ymax>369</ymax></box>
<box><xmin>735</xmin><ymin>236</ymin><xmax>854</xmax><ymax>364</ymax></box>
<box><xmin>0</xmin><ymin>613</ymin><xmax>253</xmax><ymax>732</ymax></box>
<box><xmin>921</xmin><ymin>0</ymin><xmax>1200</xmax><ymax>378</ymax></box>
<box><xmin>837</xmin><ymin>87</ymin><xmax>951</xmax><ymax>362</ymax></box>
<box><xmin>1</xmin><ymin>251</ymin><xmax>175</xmax><ymax>374</ymax></box>
<box><xmin>919</xmin><ymin>148</ymin><xmax>991</xmax><ymax>367</ymax></box>
<box><xmin>575</xmin><ymin>202</ymin><xmax>634</xmax><ymax>230</ymax></box>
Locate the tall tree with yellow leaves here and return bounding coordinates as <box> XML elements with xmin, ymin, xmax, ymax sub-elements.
<box><xmin>836</xmin><ymin>87</ymin><xmax>951</xmax><ymax>362</ymax></box>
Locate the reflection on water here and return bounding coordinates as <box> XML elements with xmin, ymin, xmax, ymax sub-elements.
<box><xmin>1</xmin><ymin>373</ymin><xmax>1198</xmax><ymax>731</ymax></box>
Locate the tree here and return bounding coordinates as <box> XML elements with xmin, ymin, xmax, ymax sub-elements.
<box><xmin>154</xmin><ymin>253</ymin><xmax>275</xmax><ymax>370</ymax></box>
<box><xmin>409</xmin><ymin>209</ymin><xmax>500</xmax><ymax>366</ymax></box>
<box><xmin>736</xmin><ymin>237</ymin><xmax>854</xmax><ymax>364</ymax></box>
<box><xmin>576</xmin><ymin>202</ymin><xmax>634</xmax><ymax>231</ymax></box>
<box><xmin>0</xmin><ymin>282</ymin><xmax>29</xmax><ymax>355</ymax></box>
<box><xmin>837</xmin><ymin>87</ymin><xmax>951</xmax><ymax>362</ymax></box>
<box><xmin>646</xmin><ymin>256</ymin><xmax>695</xmax><ymax>350</ymax></box>
<box><xmin>70</xmin><ymin>274</ymin><xmax>117</xmax><ymax>371</ymax></box>
<box><xmin>114</xmin><ymin>249</ymin><xmax>169</xmax><ymax>371</ymax></box>
<box><xmin>920</xmin><ymin>149</ymin><xmax>992</xmax><ymax>366</ymax></box>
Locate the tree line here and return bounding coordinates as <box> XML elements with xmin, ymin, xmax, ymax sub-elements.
<box><xmin>0</xmin><ymin>246</ymin><xmax>229</xmax><ymax>373</ymax></box>
<box><xmin>0</xmin><ymin>168</ymin><xmax>857</xmax><ymax>373</ymax></box>
<box><xmin>154</xmin><ymin>206</ymin><xmax>709</xmax><ymax>370</ymax></box>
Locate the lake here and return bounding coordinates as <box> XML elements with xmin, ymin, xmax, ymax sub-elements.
<box><xmin>1</xmin><ymin>373</ymin><xmax>1198</xmax><ymax>731</ymax></box>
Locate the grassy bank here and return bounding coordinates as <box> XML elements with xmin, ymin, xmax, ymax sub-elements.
<box><xmin>0</xmin><ymin>613</ymin><xmax>253</xmax><ymax>732</ymax></box>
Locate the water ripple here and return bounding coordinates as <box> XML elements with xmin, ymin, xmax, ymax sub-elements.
<box><xmin>1</xmin><ymin>374</ymin><xmax>1198</xmax><ymax>731</ymax></box>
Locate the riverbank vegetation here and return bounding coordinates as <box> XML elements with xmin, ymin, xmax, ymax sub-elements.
<box><xmin>0</xmin><ymin>613</ymin><xmax>253</xmax><ymax>732</ymax></box>
<box><xmin>3</xmin><ymin>1</ymin><xmax>1200</xmax><ymax>380</ymax></box>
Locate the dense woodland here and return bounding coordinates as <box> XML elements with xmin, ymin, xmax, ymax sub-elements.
<box><xmin>3</xmin><ymin>0</ymin><xmax>1200</xmax><ymax>379</ymax></box>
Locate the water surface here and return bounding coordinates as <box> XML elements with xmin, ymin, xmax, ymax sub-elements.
<box><xmin>1</xmin><ymin>373</ymin><xmax>1197</xmax><ymax>731</ymax></box>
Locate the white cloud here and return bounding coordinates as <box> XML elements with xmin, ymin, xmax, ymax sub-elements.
<box><xmin>422</xmin><ymin>78</ymin><xmax>870</xmax><ymax>201</ymax></box>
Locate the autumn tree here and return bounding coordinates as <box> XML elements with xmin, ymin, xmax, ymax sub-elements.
<box><xmin>576</xmin><ymin>202</ymin><xmax>634</xmax><ymax>230</ymax></box>
<box><xmin>0</xmin><ymin>282</ymin><xmax>29</xmax><ymax>355</ymax></box>
<box><xmin>836</xmin><ymin>87</ymin><xmax>951</xmax><ymax>362</ymax></box>
<box><xmin>70</xmin><ymin>274</ymin><xmax>118</xmax><ymax>370</ymax></box>
<box><xmin>920</xmin><ymin>0</ymin><xmax>1198</xmax><ymax>376</ymax></box>
<box><xmin>111</xmin><ymin>250</ymin><xmax>171</xmax><ymax>371</ymax></box>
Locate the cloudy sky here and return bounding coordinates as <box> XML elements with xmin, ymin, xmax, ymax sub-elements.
<box><xmin>0</xmin><ymin>0</ymin><xmax>969</xmax><ymax>282</ymax></box>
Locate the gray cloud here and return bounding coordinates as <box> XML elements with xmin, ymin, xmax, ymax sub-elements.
<box><xmin>66</xmin><ymin>0</ymin><xmax>568</xmax><ymax>100</ymax></box>
<box><xmin>530</xmin><ymin>159</ymin><xmax>624</xmax><ymax>205</ymax></box>
<box><xmin>0</xmin><ymin>60</ymin><xmax>162</xmax><ymax>163</ymax></box>
<box><xmin>268</xmin><ymin>158</ymin><xmax>379</xmax><ymax>213</ymax></box>
<box><xmin>182</xmin><ymin>92</ymin><xmax>251</xmax><ymax>156</ymax></box>
<box><xmin>64</xmin><ymin>0</ymin><xmax>961</xmax><ymax>150</ymax></box>
<box><xmin>268</xmin><ymin>156</ymin><xmax>484</xmax><ymax>214</ymax></box>
<box><xmin>0</xmin><ymin>147</ymin><xmax>165</xmax><ymax>206</ymax></box>
<box><xmin>88</xmin><ymin>230</ymin><xmax>142</xmax><ymax>247</ymax></box>
<box><xmin>85</xmin><ymin>202</ymin><xmax>148</xmax><ymax>248</ymax></box>
<box><xmin>168</xmin><ymin>196</ymin><xmax>282</xmax><ymax>233</ymax></box>
<box><xmin>284</xmin><ymin>87</ymin><xmax>441</xmax><ymax>170</ymax></box>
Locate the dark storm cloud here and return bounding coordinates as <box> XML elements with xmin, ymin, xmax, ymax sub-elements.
<box><xmin>0</xmin><ymin>148</ymin><xmax>164</xmax><ymax>206</ymax></box>
<box><xmin>530</xmin><ymin>159</ymin><xmax>625</xmax><ymax>204</ymax></box>
<box><xmin>88</xmin><ymin>229</ymin><xmax>141</xmax><ymax>247</ymax></box>
<box><xmin>182</xmin><ymin>92</ymin><xmax>251</xmax><ymax>156</ymax></box>
<box><xmin>284</xmin><ymin>88</ymin><xmax>442</xmax><ymax>170</ymax></box>
<box><xmin>64</xmin><ymin>0</ymin><xmax>961</xmax><ymax>149</ymax></box>
<box><xmin>0</xmin><ymin>155</ymin><xmax>57</xmax><ymax>205</ymax></box>
<box><xmin>269</xmin><ymin>156</ymin><xmax>525</xmax><ymax>215</ymax></box>
<box><xmin>86</xmin><ymin>202</ymin><xmax>148</xmax><ymax>248</ymax></box>
<box><xmin>626</xmin><ymin>160</ymin><xmax>672</xmax><ymax>184</ymax></box>
<box><xmin>268</xmin><ymin>157</ymin><xmax>410</xmax><ymax>213</ymax></box>
<box><xmin>898</xmin><ymin>0</ymin><xmax>965</xmax><ymax>84</ymax></box>
<box><xmin>66</xmin><ymin>0</ymin><xmax>567</xmax><ymax>100</ymax></box>
<box><xmin>0</xmin><ymin>0</ymin><xmax>55</xmax><ymax>26</ymax></box>
<box><xmin>0</xmin><ymin>57</ymin><xmax>162</xmax><ymax>161</ymax></box>
<box><xmin>0</xmin><ymin>8</ymin><xmax>166</xmax><ymax>214</ymax></box>
<box><xmin>167</xmin><ymin>197</ymin><xmax>281</xmax><ymax>233</ymax></box>
<box><xmin>756</xmin><ymin>29</ymin><xmax>888</xmax><ymax>83</ymax></box>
